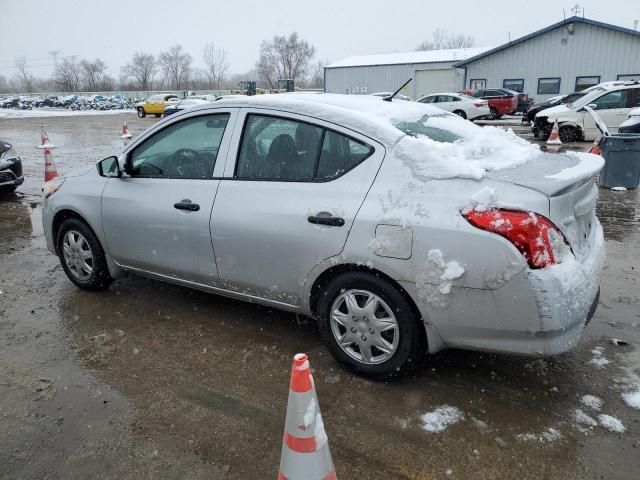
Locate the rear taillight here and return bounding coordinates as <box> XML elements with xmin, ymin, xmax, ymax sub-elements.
<box><xmin>463</xmin><ymin>209</ymin><xmax>564</xmax><ymax>269</ymax></box>
<box><xmin>474</xmin><ymin>103</ymin><xmax>484</xmax><ymax>108</ymax></box>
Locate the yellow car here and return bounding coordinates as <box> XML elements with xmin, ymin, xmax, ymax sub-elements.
<box><xmin>136</xmin><ymin>94</ymin><xmax>179</xmax><ymax>118</ymax></box>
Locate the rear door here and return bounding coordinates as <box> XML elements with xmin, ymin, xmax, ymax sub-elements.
<box><xmin>101</xmin><ymin>109</ymin><xmax>237</xmax><ymax>285</ymax></box>
<box><xmin>210</xmin><ymin>109</ymin><xmax>385</xmax><ymax>305</ymax></box>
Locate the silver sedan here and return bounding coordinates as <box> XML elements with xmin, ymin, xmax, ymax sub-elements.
<box><xmin>42</xmin><ymin>94</ymin><xmax>604</xmax><ymax>377</ymax></box>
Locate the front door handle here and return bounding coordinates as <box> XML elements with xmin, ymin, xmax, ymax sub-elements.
<box><xmin>174</xmin><ymin>199</ymin><xmax>200</xmax><ymax>211</ymax></box>
<box><xmin>308</xmin><ymin>213</ymin><xmax>345</xmax><ymax>227</ymax></box>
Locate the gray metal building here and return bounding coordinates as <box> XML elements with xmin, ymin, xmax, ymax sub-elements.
<box><xmin>324</xmin><ymin>47</ymin><xmax>491</xmax><ymax>100</ymax></box>
<box><xmin>454</xmin><ymin>16</ymin><xmax>640</xmax><ymax>101</ymax></box>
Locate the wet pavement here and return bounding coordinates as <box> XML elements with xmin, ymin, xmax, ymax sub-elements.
<box><xmin>1</xmin><ymin>113</ymin><xmax>639</xmax><ymax>479</ymax></box>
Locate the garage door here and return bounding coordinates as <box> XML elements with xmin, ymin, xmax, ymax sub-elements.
<box><xmin>414</xmin><ymin>69</ymin><xmax>456</xmax><ymax>99</ymax></box>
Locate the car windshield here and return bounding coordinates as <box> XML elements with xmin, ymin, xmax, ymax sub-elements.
<box><xmin>569</xmin><ymin>88</ymin><xmax>607</xmax><ymax>108</ymax></box>
<box><xmin>393</xmin><ymin>114</ymin><xmax>464</xmax><ymax>143</ymax></box>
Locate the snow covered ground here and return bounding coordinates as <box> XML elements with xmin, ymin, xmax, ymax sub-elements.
<box><xmin>0</xmin><ymin>108</ymin><xmax>136</xmax><ymax>119</ymax></box>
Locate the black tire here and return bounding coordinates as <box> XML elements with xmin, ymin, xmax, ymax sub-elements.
<box><xmin>56</xmin><ymin>218</ymin><xmax>112</xmax><ymax>291</ymax></box>
<box><xmin>559</xmin><ymin>125</ymin><xmax>580</xmax><ymax>143</ymax></box>
<box><xmin>453</xmin><ymin>109</ymin><xmax>467</xmax><ymax>120</ymax></box>
<box><xmin>154</xmin><ymin>113</ymin><xmax>161</xmax><ymax>118</ymax></box>
<box><xmin>489</xmin><ymin>107</ymin><xmax>501</xmax><ymax>120</ymax></box>
<box><xmin>137</xmin><ymin>107</ymin><xmax>146</xmax><ymax>118</ymax></box>
<box><xmin>317</xmin><ymin>272</ymin><xmax>425</xmax><ymax>378</ymax></box>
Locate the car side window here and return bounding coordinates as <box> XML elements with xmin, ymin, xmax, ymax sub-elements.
<box><xmin>235</xmin><ymin>114</ymin><xmax>374</xmax><ymax>182</ymax></box>
<box><xmin>129</xmin><ymin>114</ymin><xmax>230</xmax><ymax>178</ymax></box>
<box><xmin>593</xmin><ymin>90</ymin><xmax>628</xmax><ymax>110</ymax></box>
<box><xmin>439</xmin><ymin>95</ymin><xmax>454</xmax><ymax>102</ymax></box>
<box><xmin>317</xmin><ymin>130</ymin><xmax>373</xmax><ymax>180</ymax></box>
<box><xmin>419</xmin><ymin>96</ymin><xmax>435</xmax><ymax>104</ymax></box>
<box><xmin>629</xmin><ymin>88</ymin><xmax>640</xmax><ymax>108</ymax></box>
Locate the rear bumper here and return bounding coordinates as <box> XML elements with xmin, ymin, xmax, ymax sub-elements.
<box><xmin>0</xmin><ymin>174</ymin><xmax>23</xmax><ymax>189</ymax></box>
<box><xmin>408</xmin><ymin>223</ymin><xmax>605</xmax><ymax>356</ymax></box>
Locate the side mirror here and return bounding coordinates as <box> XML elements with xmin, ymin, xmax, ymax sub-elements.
<box><xmin>97</xmin><ymin>156</ymin><xmax>121</xmax><ymax>178</ymax></box>
<box><xmin>588</xmin><ymin>103</ymin><xmax>598</xmax><ymax>110</ymax></box>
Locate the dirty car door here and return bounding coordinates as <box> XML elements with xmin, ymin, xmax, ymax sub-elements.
<box><xmin>210</xmin><ymin>110</ymin><xmax>385</xmax><ymax>305</ymax></box>
<box><xmin>101</xmin><ymin>110</ymin><xmax>237</xmax><ymax>284</ymax></box>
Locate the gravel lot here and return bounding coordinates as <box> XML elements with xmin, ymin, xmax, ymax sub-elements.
<box><xmin>1</xmin><ymin>112</ymin><xmax>639</xmax><ymax>479</ymax></box>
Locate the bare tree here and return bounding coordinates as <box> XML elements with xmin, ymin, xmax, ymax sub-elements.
<box><xmin>203</xmin><ymin>42</ymin><xmax>229</xmax><ymax>89</ymax></box>
<box><xmin>100</xmin><ymin>74</ymin><xmax>115</xmax><ymax>91</ymax></box>
<box><xmin>53</xmin><ymin>57</ymin><xmax>82</xmax><ymax>92</ymax></box>
<box><xmin>417</xmin><ymin>29</ymin><xmax>475</xmax><ymax>50</ymax></box>
<box><xmin>14</xmin><ymin>56</ymin><xmax>34</xmax><ymax>93</ymax></box>
<box><xmin>305</xmin><ymin>60</ymin><xmax>326</xmax><ymax>89</ymax></box>
<box><xmin>158</xmin><ymin>45</ymin><xmax>192</xmax><ymax>90</ymax></box>
<box><xmin>0</xmin><ymin>75</ymin><xmax>9</xmax><ymax>93</ymax></box>
<box><xmin>121</xmin><ymin>51</ymin><xmax>157</xmax><ymax>90</ymax></box>
<box><xmin>256</xmin><ymin>32</ymin><xmax>315</xmax><ymax>89</ymax></box>
<box><xmin>80</xmin><ymin>58</ymin><xmax>106</xmax><ymax>91</ymax></box>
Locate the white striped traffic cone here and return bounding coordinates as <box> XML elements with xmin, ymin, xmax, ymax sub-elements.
<box><xmin>278</xmin><ymin>354</ymin><xmax>336</xmax><ymax>480</ymax></box>
<box><xmin>546</xmin><ymin>118</ymin><xmax>562</xmax><ymax>146</ymax></box>
<box><xmin>37</xmin><ymin>128</ymin><xmax>59</xmax><ymax>182</ymax></box>
<box><xmin>121</xmin><ymin>121</ymin><xmax>132</xmax><ymax>139</ymax></box>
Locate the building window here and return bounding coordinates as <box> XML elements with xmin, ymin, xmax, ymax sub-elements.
<box><xmin>575</xmin><ymin>76</ymin><xmax>600</xmax><ymax>92</ymax></box>
<box><xmin>617</xmin><ymin>74</ymin><xmax>640</xmax><ymax>82</ymax></box>
<box><xmin>503</xmin><ymin>79</ymin><xmax>524</xmax><ymax>93</ymax></box>
<box><xmin>470</xmin><ymin>79</ymin><xmax>486</xmax><ymax>90</ymax></box>
<box><xmin>537</xmin><ymin>77</ymin><xmax>561</xmax><ymax>95</ymax></box>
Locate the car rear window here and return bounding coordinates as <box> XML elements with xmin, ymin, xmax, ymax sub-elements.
<box><xmin>394</xmin><ymin>115</ymin><xmax>462</xmax><ymax>143</ymax></box>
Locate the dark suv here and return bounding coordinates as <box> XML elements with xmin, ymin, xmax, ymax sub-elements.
<box><xmin>0</xmin><ymin>140</ymin><xmax>24</xmax><ymax>195</ymax></box>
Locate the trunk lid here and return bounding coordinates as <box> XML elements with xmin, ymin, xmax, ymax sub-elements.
<box><xmin>487</xmin><ymin>152</ymin><xmax>604</xmax><ymax>260</ymax></box>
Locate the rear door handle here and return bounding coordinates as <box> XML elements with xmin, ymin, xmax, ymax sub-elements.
<box><xmin>308</xmin><ymin>213</ymin><xmax>345</xmax><ymax>227</ymax></box>
<box><xmin>174</xmin><ymin>199</ymin><xmax>200</xmax><ymax>211</ymax></box>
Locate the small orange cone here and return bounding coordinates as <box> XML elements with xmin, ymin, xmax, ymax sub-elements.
<box><xmin>588</xmin><ymin>134</ymin><xmax>603</xmax><ymax>155</ymax></box>
<box><xmin>278</xmin><ymin>354</ymin><xmax>337</xmax><ymax>480</ymax></box>
<box><xmin>546</xmin><ymin>119</ymin><xmax>562</xmax><ymax>146</ymax></box>
<box><xmin>37</xmin><ymin>128</ymin><xmax>59</xmax><ymax>182</ymax></box>
<box><xmin>121</xmin><ymin>121</ymin><xmax>132</xmax><ymax>139</ymax></box>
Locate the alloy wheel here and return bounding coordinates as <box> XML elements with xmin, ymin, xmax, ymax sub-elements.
<box><xmin>62</xmin><ymin>230</ymin><xmax>94</xmax><ymax>281</ymax></box>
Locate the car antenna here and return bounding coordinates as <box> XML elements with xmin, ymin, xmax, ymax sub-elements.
<box><xmin>383</xmin><ymin>78</ymin><xmax>413</xmax><ymax>102</ymax></box>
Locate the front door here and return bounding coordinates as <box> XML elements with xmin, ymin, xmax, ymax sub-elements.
<box><xmin>101</xmin><ymin>110</ymin><xmax>236</xmax><ymax>285</ymax></box>
<box><xmin>583</xmin><ymin>89</ymin><xmax>630</xmax><ymax>138</ymax></box>
<box><xmin>210</xmin><ymin>110</ymin><xmax>385</xmax><ymax>305</ymax></box>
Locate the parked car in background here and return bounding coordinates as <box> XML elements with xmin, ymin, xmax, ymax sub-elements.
<box><xmin>460</xmin><ymin>88</ymin><xmax>518</xmax><ymax>118</ymax></box>
<box><xmin>417</xmin><ymin>93</ymin><xmax>490</xmax><ymax>120</ymax></box>
<box><xmin>163</xmin><ymin>97</ymin><xmax>209</xmax><ymax>117</ymax></box>
<box><xmin>0</xmin><ymin>140</ymin><xmax>24</xmax><ymax>195</ymax></box>
<box><xmin>534</xmin><ymin>82</ymin><xmax>640</xmax><ymax>141</ymax></box>
<box><xmin>42</xmin><ymin>94</ymin><xmax>604</xmax><ymax>377</ymax></box>
<box><xmin>619</xmin><ymin>107</ymin><xmax>640</xmax><ymax>134</ymax></box>
<box><xmin>136</xmin><ymin>94</ymin><xmax>179</xmax><ymax>118</ymax></box>
<box><xmin>525</xmin><ymin>92</ymin><xmax>587</xmax><ymax>125</ymax></box>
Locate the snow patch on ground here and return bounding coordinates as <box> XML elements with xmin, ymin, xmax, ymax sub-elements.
<box><xmin>588</xmin><ymin>346</ymin><xmax>610</xmax><ymax>368</ymax></box>
<box><xmin>415</xmin><ymin>250</ymin><xmax>465</xmax><ymax>307</ymax></box>
<box><xmin>572</xmin><ymin>409</ymin><xmax>597</xmax><ymax>427</ymax></box>
<box><xmin>516</xmin><ymin>427</ymin><xmax>562</xmax><ymax>443</ymax></box>
<box><xmin>622</xmin><ymin>387</ymin><xmax>640</xmax><ymax>409</ymax></box>
<box><xmin>0</xmin><ymin>108</ymin><xmax>136</xmax><ymax>119</ymax></box>
<box><xmin>580</xmin><ymin>394</ymin><xmax>603</xmax><ymax>411</ymax></box>
<box><xmin>420</xmin><ymin>405</ymin><xmax>464</xmax><ymax>432</ymax></box>
<box><xmin>597</xmin><ymin>414</ymin><xmax>625</xmax><ymax>433</ymax></box>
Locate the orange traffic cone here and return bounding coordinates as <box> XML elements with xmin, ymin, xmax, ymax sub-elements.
<box><xmin>546</xmin><ymin>119</ymin><xmax>562</xmax><ymax>146</ymax></box>
<box><xmin>278</xmin><ymin>354</ymin><xmax>337</xmax><ymax>480</ymax></box>
<box><xmin>121</xmin><ymin>121</ymin><xmax>132</xmax><ymax>139</ymax></box>
<box><xmin>37</xmin><ymin>128</ymin><xmax>59</xmax><ymax>182</ymax></box>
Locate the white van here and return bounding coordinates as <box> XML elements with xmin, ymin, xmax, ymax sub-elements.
<box><xmin>534</xmin><ymin>82</ymin><xmax>640</xmax><ymax>142</ymax></box>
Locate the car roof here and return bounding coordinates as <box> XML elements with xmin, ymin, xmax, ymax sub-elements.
<box><xmin>187</xmin><ymin>93</ymin><xmax>447</xmax><ymax>145</ymax></box>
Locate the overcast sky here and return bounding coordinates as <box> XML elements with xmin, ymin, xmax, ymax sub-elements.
<box><xmin>1</xmin><ymin>0</ymin><xmax>639</xmax><ymax>79</ymax></box>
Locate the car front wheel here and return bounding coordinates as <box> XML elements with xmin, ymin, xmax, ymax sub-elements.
<box><xmin>137</xmin><ymin>107</ymin><xmax>146</xmax><ymax>118</ymax></box>
<box><xmin>317</xmin><ymin>272</ymin><xmax>425</xmax><ymax>378</ymax></box>
<box><xmin>559</xmin><ymin>125</ymin><xmax>580</xmax><ymax>143</ymax></box>
<box><xmin>57</xmin><ymin>218</ymin><xmax>112</xmax><ymax>291</ymax></box>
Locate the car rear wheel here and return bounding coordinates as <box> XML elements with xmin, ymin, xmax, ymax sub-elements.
<box><xmin>137</xmin><ymin>107</ymin><xmax>146</xmax><ymax>118</ymax></box>
<box><xmin>489</xmin><ymin>107</ymin><xmax>501</xmax><ymax>120</ymax></box>
<box><xmin>559</xmin><ymin>125</ymin><xmax>580</xmax><ymax>143</ymax></box>
<box><xmin>57</xmin><ymin>218</ymin><xmax>112</xmax><ymax>291</ymax></box>
<box><xmin>317</xmin><ymin>272</ymin><xmax>425</xmax><ymax>378</ymax></box>
<box><xmin>154</xmin><ymin>114</ymin><xmax>161</xmax><ymax>118</ymax></box>
<box><xmin>453</xmin><ymin>109</ymin><xmax>467</xmax><ymax>119</ymax></box>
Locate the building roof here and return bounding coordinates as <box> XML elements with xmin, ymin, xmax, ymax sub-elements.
<box><xmin>454</xmin><ymin>16</ymin><xmax>640</xmax><ymax>67</ymax></box>
<box><xmin>326</xmin><ymin>47</ymin><xmax>493</xmax><ymax>69</ymax></box>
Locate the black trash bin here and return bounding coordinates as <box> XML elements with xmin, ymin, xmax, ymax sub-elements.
<box><xmin>598</xmin><ymin>134</ymin><xmax>640</xmax><ymax>189</ymax></box>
